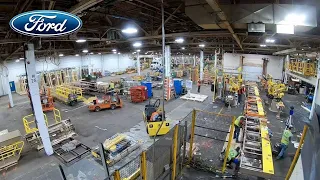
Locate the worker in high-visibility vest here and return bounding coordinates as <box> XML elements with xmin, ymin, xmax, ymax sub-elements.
<box><xmin>276</xmin><ymin>126</ymin><xmax>293</xmax><ymax>160</ymax></box>
<box><xmin>197</xmin><ymin>80</ymin><xmax>201</xmax><ymax>93</ymax></box>
<box><xmin>224</xmin><ymin>146</ymin><xmax>241</xmax><ymax>169</ymax></box>
<box><xmin>234</xmin><ymin>116</ymin><xmax>245</xmax><ymax>143</ymax></box>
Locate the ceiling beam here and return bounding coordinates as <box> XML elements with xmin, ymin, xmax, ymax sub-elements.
<box><xmin>205</xmin><ymin>0</ymin><xmax>243</xmax><ymax>50</ymax></box>
<box><xmin>69</xmin><ymin>0</ymin><xmax>103</xmax><ymax>15</ymax></box>
<box><xmin>48</xmin><ymin>1</ymin><xmax>55</xmax><ymax>10</ymax></box>
<box><xmin>155</xmin><ymin>4</ymin><xmax>183</xmax><ymax>34</ymax></box>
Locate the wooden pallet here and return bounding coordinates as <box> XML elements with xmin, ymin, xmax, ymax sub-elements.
<box><xmin>180</xmin><ymin>93</ymin><xmax>208</xmax><ymax>102</ymax></box>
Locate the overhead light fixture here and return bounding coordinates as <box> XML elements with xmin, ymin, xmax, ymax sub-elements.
<box><xmin>133</xmin><ymin>42</ymin><xmax>142</xmax><ymax>47</ymax></box>
<box><xmin>59</xmin><ymin>53</ymin><xmax>64</xmax><ymax>57</ymax></box>
<box><xmin>266</xmin><ymin>39</ymin><xmax>275</xmax><ymax>43</ymax></box>
<box><xmin>199</xmin><ymin>44</ymin><xmax>205</xmax><ymax>47</ymax></box>
<box><xmin>82</xmin><ymin>49</ymin><xmax>88</xmax><ymax>53</ymax></box>
<box><xmin>76</xmin><ymin>39</ymin><xmax>86</xmax><ymax>43</ymax></box>
<box><xmin>132</xmin><ymin>52</ymin><xmax>136</xmax><ymax>54</ymax></box>
<box><xmin>90</xmin><ymin>52</ymin><xmax>94</xmax><ymax>55</ymax></box>
<box><xmin>122</xmin><ymin>27</ymin><xmax>138</xmax><ymax>34</ymax></box>
<box><xmin>145</xmin><ymin>52</ymin><xmax>148</xmax><ymax>54</ymax></box>
<box><xmin>302</xmin><ymin>48</ymin><xmax>304</xmax><ymax>50</ymax></box>
<box><xmin>113</xmin><ymin>52</ymin><xmax>117</xmax><ymax>54</ymax></box>
<box><xmin>118</xmin><ymin>52</ymin><xmax>121</xmax><ymax>54</ymax></box>
<box><xmin>260</xmin><ymin>44</ymin><xmax>267</xmax><ymax>47</ymax></box>
<box><xmin>19</xmin><ymin>57</ymin><xmax>24</xmax><ymax>60</ymax></box>
<box><xmin>175</xmin><ymin>38</ymin><xmax>184</xmax><ymax>43</ymax></box>
<box><xmin>75</xmin><ymin>54</ymin><xmax>79</xmax><ymax>57</ymax></box>
<box><xmin>15</xmin><ymin>59</ymin><xmax>20</xmax><ymax>62</ymax></box>
<box><xmin>112</xmin><ymin>49</ymin><xmax>117</xmax><ymax>52</ymax></box>
<box><xmin>137</xmin><ymin>49</ymin><xmax>141</xmax><ymax>52</ymax></box>
<box><xmin>181</xmin><ymin>47</ymin><xmax>185</xmax><ymax>50</ymax></box>
<box><xmin>98</xmin><ymin>53</ymin><xmax>101</xmax><ymax>55</ymax></box>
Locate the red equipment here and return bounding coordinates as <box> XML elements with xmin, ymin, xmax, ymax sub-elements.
<box><xmin>130</xmin><ymin>86</ymin><xmax>148</xmax><ymax>103</ymax></box>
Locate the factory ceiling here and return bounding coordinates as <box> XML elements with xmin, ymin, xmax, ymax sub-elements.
<box><xmin>0</xmin><ymin>0</ymin><xmax>319</xmax><ymax>61</ymax></box>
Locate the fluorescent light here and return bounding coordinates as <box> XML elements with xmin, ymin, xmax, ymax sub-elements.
<box><xmin>133</xmin><ymin>42</ymin><xmax>142</xmax><ymax>47</ymax></box>
<box><xmin>75</xmin><ymin>54</ymin><xmax>79</xmax><ymax>56</ymax></box>
<box><xmin>19</xmin><ymin>57</ymin><xmax>24</xmax><ymax>60</ymax></box>
<box><xmin>118</xmin><ymin>52</ymin><xmax>121</xmax><ymax>54</ymax></box>
<box><xmin>199</xmin><ymin>44</ymin><xmax>205</xmax><ymax>47</ymax></box>
<box><xmin>98</xmin><ymin>53</ymin><xmax>101</xmax><ymax>55</ymax></box>
<box><xmin>59</xmin><ymin>54</ymin><xmax>64</xmax><ymax>57</ymax></box>
<box><xmin>15</xmin><ymin>59</ymin><xmax>20</xmax><ymax>62</ymax></box>
<box><xmin>266</xmin><ymin>39</ymin><xmax>275</xmax><ymax>43</ymax></box>
<box><xmin>82</xmin><ymin>49</ymin><xmax>88</xmax><ymax>53</ymax></box>
<box><xmin>112</xmin><ymin>49</ymin><xmax>117</xmax><ymax>52</ymax></box>
<box><xmin>90</xmin><ymin>52</ymin><xmax>94</xmax><ymax>55</ymax></box>
<box><xmin>302</xmin><ymin>48</ymin><xmax>304</xmax><ymax>50</ymax></box>
<box><xmin>113</xmin><ymin>52</ymin><xmax>117</xmax><ymax>54</ymax></box>
<box><xmin>181</xmin><ymin>47</ymin><xmax>185</xmax><ymax>50</ymax></box>
<box><xmin>137</xmin><ymin>49</ymin><xmax>141</xmax><ymax>52</ymax></box>
<box><xmin>76</xmin><ymin>39</ymin><xmax>86</xmax><ymax>43</ymax></box>
<box><xmin>175</xmin><ymin>38</ymin><xmax>184</xmax><ymax>43</ymax></box>
<box><xmin>122</xmin><ymin>27</ymin><xmax>138</xmax><ymax>34</ymax></box>
<box><xmin>260</xmin><ymin>44</ymin><xmax>267</xmax><ymax>47</ymax></box>
<box><xmin>277</xmin><ymin>24</ymin><xmax>294</xmax><ymax>34</ymax></box>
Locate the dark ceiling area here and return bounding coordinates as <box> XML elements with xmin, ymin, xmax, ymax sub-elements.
<box><xmin>0</xmin><ymin>0</ymin><xmax>319</xmax><ymax>61</ymax></box>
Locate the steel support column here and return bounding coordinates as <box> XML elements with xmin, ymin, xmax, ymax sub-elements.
<box><xmin>137</xmin><ymin>52</ymin><xmax>141</xmax><ymax>75</ymax></box>
<box><xmin>25</xmin><ymin>43</ymin><xmax>53</xmax><ymax>155</ymax></box>
<box><xmin>165</xmin><ymin>45</ymin><xmax>171</xmax><ymax>77</ymax></box>
<box><xmin>200</xmin><ymin>50</ymin><xmax>204</xmax><ymax>81</ymax></box>
<box><xmin>3</xmin><ymin>61</ymin><xmax>14</xmax><ymax>107</ymax></box>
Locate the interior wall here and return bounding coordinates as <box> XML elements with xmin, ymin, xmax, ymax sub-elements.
<box><xmin>224</xmin><ymin>53</ymin><xmax>284</xmax><ymax>79</ymax></box>
<box><xmin>5</xmin><ymin>53</ymin><xmax>135</xmax><ymax>83</ymax></box>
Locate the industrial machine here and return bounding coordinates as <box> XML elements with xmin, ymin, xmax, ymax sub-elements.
<box><xmin>143</xmin><ymin>99</ymin><xmax>170</xmax><ymax>136</ymax></box>
<box><xmin>88</xmin><ymin>95</ymin><xmax>123</xmax><ymax>112</ymax></box>
<box><xmin>0</xmin><ymin>129</ymin><xmax>24</xmax><ymax>171</ymax></box>
<box><xmin>40</xmin><ymin>88</ymin><xmax>54</xmax><ymax>112</ymax></box>
<box><xmin>240</xmin><ymin>83</ymin><xmax>274</xmax><ymax>179</ymax></box>
<box><xmin>224</xmin><ymin>75</ymin><xmax>241</xmax><ymax>107</ymax></box>
<box><xmin>51</xmin><ymin>86</ymin><xmax>83</xmax><ymax>106</ymax></box>
<box><xmin>91</xmin><ymin>133</ymin><xmax>140</xmax><ymax>166</ymax></box>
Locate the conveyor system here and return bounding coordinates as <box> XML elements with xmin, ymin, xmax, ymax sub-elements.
<box><xmin>240</xmin><ymin>83</ymin><xmax>274</xmax><ymax>178</ymax></box>
<box><xmin>25</xmin><ymin>119</ymin><xmax>76</xmax><ymax>150</ymax></box>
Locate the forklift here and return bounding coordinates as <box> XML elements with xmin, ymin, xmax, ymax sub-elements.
<box><xmin>88</xmin><ymin>95</ymin><xmax>122</xmax><ymax>112</ymax></box>
<box><xmin>143</xmin><ymin>99</ymin><xmax>170</xmax><ymax>136</ymax></box>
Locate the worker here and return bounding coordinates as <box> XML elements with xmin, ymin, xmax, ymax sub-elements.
<box><xmin>277</xmin><ymin>126</ymin><xmax>293</xmax><ymax>160</ymax></box>
<box><xmin>220</xmin><ymin>147</ymin><xmax>241</xmax><ymax>169</ymax></box>
<box><xmin>109</xmin><ymin>81</ymin><xmax>115</xmax><ymax>95</ymax></box>
<box><xmin>234</xmin><ymin>116</ymin><xmax>245</xmax><ymax>143</ymax></box>
<box><xmin>197</xmin><ymin>80</ymin><xmax>201</xmax><ymax>93</ymax></box>
<box><xmin>237</xmin><ymin>84</ymin><xmax>245</xmax><ymax>105</ymax></box>
<box><xmin>150</xmin><ymin>108</ymin><xmax>162</xmax><ymax>121</ymax></box>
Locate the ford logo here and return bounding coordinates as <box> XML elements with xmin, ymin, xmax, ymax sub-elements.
<box><xmin>9</xmin><ymin>10</ymin><xmax>82</xmax><ymax>37</ymax></box>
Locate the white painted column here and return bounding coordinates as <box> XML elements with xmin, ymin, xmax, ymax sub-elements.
<box><xmin>25</xmin><ymin>43</ymin><xmax>53</xmax><ymax>156</ymax></box>
<box><xmin>200</xmin><ymin>50</ymin><xmax>204</xmax><ymax>81</ymax></box>
<box><xmin>193</xmin><ymin>55</ymin><xmax>196</xmax><ymax>67</ymax></box>
<box><xmin>309</xmin><ymin>59</ymin><xmax>320</xmax><ymax>120</ymax></box>
<box><xmin>137</xmin><ymin>52</ymin><xmax>141</xmax><ymax>75</ymax></box>
<box><xmin>3</xmin><ymin>61</ymin><xmax>14</xmax><ymax>107</ymax></box>
<box><xmin>165</xmin><ymin>45</ymin><xmax>171</xmax><ymax>77</ymax></box>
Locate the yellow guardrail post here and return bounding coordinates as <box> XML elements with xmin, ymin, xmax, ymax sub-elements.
<box><xmin>140</xmin><ymin>151</ymin><xmax>147</xmax><ymax>180</ymax></box>
<box><xmin>114</xmin><ymin>170</ymin><xmax>121</xmax><ymax>180</ymax></box>
<box><xmin>188</xmin><ymin>109</ymin><xmax>196</xmax><ymax>164</ymax></box>
<box><xmin>53</xmin><ymin>108</ymin><xmax>62</xmax><ymax>123</ymax></box>
<box><xmin>222</xmin><ymin>116</ymin><xmax>236</xmax><ymax>173</ymax></box>
<box><xmin>172</xmin><ymin>125</ymin><xmax>179</xmax><ymax>180</ymax></box>
<box><xmin>285</xmin><ymin>125</ymin><xmax>308</xmax><ymax>180</ymax></box>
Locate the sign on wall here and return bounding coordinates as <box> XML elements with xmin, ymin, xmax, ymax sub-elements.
<box><xmin>9</xmin><ymin>10</ymin><xmax>82</xmax><ymax>37</ymax></box>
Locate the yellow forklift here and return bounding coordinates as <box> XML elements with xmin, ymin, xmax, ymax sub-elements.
<box><xmin>143</xmin><ymin>99</ymin><xmax>170</xmax><ymax>136</ymax></box>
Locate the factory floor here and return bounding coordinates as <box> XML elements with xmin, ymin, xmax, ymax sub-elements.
<box><xmin>0</xmin><ymin>83</ymin><xmax>308</xmax><ymax>180</ymax></box>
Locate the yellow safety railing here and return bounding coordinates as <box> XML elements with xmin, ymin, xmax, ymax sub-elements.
<box><xmin>0</xmin><ymin>141</ymin><xmax>24</xmax><ymax>161</ymax></box>
<box><xmin>53</xmin><ymin>108</ymin><xmax>62</xmax><ymax>123</ymax></box>
<box><xmin>288</xmin><ymin>60</ymin><xmax>316</xmax><ymax>76</ymax></box>
<box><xmin>23</xmin><ymin>114</ymin><xmax>48</xmax><ymax>134</ymax></box>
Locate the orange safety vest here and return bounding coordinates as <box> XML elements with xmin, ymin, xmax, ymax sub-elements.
<box><xmin>150</xmin><ymin>112</ymin><xmax>159</xmax><ymax>121</ymax></box>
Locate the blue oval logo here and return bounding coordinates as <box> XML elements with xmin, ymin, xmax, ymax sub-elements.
<box><xmin>9</xmin><ymin>10</ymin><xmax>82</xmax><ymax>37</ymax></box>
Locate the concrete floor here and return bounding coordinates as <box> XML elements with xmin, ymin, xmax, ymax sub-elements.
<box><xmin>0</xmin><ymin>80</ymin><xmax>308</xmax><ymax>180</ymax></box>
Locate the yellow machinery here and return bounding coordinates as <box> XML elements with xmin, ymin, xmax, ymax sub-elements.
<box><xmin>0</xmin><ymin>129</ymin><xmax>24</xmax><ymax>171</ymax></box>
<box><xmin>267</xmin><ymin>82</ymin><xmax>286</xmax><ymax>100</ymax></box>
<box><xmin>51</xmin><ymin>85</ymin><xmax>84</xmax><ymax>106</ymax></box>
<box><xmin>288</xmin><ymin>59</ymin><xmax>316</xmax><ymax>76</ymax></box>
<box><xmin>91</xmin><ymin>133</ymin><xmax>140</xmax><ymax>166</ymax></box>
<box><xmin>143</xmin><ymin>99</ymin><xmax>170</xmax><ymax>136</ymax></box>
